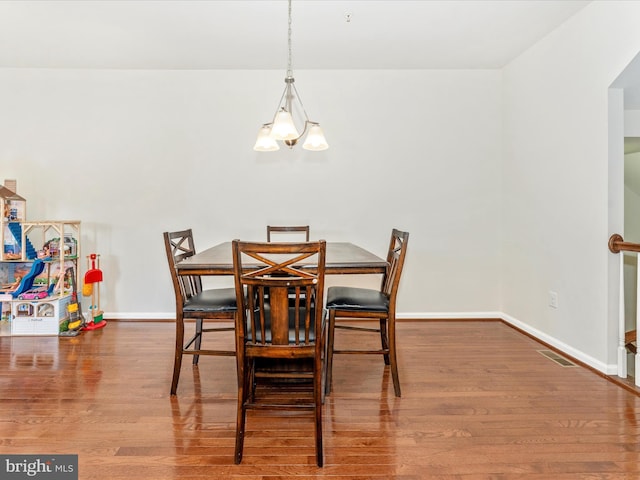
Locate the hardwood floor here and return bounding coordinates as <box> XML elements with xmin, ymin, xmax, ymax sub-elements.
<box><xmin>1</xmin><ymin>320</ymin><xmax>640</xmax><ymax>479</ymax></box>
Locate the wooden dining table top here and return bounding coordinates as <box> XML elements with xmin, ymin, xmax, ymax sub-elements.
<box><xmin>176</xmin><ymin>241</ymin><xmax>388</xmax><ymax>275</ymax></box>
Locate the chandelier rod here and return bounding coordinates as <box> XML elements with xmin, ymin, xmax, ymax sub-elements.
<box><xmin>287</xmin><ymin>0</ymin><xmax>293</xmax><ymax>78</ymax></box>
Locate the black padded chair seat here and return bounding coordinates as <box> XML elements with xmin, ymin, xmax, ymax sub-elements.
<box><xmin>326</xmin><ymin>286</ymin><xmax>389</xmax><ymax>313</ymax></box>
<box><xmin>183</xmin><ymin>287</ymin><xmax>237</xmax><ymax>313</ymax></box>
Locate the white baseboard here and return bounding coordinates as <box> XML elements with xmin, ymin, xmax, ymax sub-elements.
<box><xmin>105</xmin><ymin>310</ymin><xmax>618</xmax><ymax>376</ymax></box>
<box><xmin>397</xmin><ymin>311</ymin><xmax>503</xmax><ymax>320</ymax></box>
<box><xmin>110</xmin><ymin>311</ymin><xmax>504</xmax><ymax>321</ymax></box>
<box><xmin>104</xmin><ymin>312</ymin><xmax>175</xmax><ymax>320</ymax></box>
<box><xmin>400</xmin><ymin>311</ymin><xmax>617</xmax><ymax>375</ymax></box>
<box><xmin>499</xmin><ymin>312</ymin><xmax>617</xmax><ymax>375</ymax></box>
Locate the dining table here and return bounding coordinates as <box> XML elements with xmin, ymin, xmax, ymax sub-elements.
<box><xmin>175</xmin><ymin>240</ymin><xmax>387</xmax><ymax>385</ymax></box>
<box><xmin>175</xmin><ymin>241</ymin><xmax>388</xmax><ymax>276</ymax></box>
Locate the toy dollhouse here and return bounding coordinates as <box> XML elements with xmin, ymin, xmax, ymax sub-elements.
<box><xmin>0</xmin><ymin>180</ymin><xmax>81</xmax><ymax>335</ymax></box>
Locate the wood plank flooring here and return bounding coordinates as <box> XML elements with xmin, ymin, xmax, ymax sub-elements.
<box><xmin>1</xmin><ymin>320</ymin><xmax>640</xmax><ymax>479</ymax></box>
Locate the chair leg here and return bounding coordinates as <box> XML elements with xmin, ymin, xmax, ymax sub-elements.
<box><xmin>193</xmin><ymin>319</ymin><xmax>203</xmax><ymax>365</ymax></box>
<box><xmin>388</xmin><ymin>313</ymin><xmax>401</xmax><ymax>397</ymax></box>
<box><xmin>233</xmin><ymin>406</ymin><xmax>246</xmax><ymax>464</ymax></box>
<box><xmin>380</xmin><ymin>318</ymin><xmax>390</xmax><ymax>365</ymax></box>
<box><xmin>324</xmin><ymin>309</ymin><xmax>336</xmax><ymax>396</ymax></box>
<box><xmin>171</xmin><ymin>315</ymin><xmax>185</xmax><ymax>395</ymax></box>
<box><xmin>234</xmin><ymin>358</ymin><xmax>250</xmax><ymax>464</ymax></box>
<box><xmin>171</xmin><ymin>351</ymin><xmax>183</xmax><ymax>396</ymax></box>
<box><xmin>314</xmin><ymin>354</ymin><xmax>324</xmax><ymax>467</ymax></box>
<box><xmin>321</xmin><ymin>321</ymin><xmax>328</xmax><ymax>404</ymax></box>
<box><xmin>232</xmin><ymin>312</ymin><xmax>241</xmax><ymax>388</ymax></box>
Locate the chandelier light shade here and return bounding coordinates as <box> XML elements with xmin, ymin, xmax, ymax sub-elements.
<box><xmin>271</xmin><ymin>107</ymin><xmax>299</xmax><ymax>141</ymax></box>
<box><xmin>253</xmin><ymin>0</ymin><xmax>328</xmax><ymax>152</ymax></box>
<box><xmin>302</xmin><ymin>123</ymin><xmax>329</xmax><ymax>151</ymax></box>
<box><xmin>253</xmin><ymin>124</ymin><xmax>280</xmax><ymax>151</ymax></box>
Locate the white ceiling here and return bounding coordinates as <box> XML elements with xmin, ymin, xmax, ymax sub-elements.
<box><xmin>0</xmin><ymin>0</ymin><xmax>591</xmax><ymax>70</ymax></box>
<box><xmin>6</xmin><ymin>1</ymin><xmax>640</xmax><ymax>108</ymax></box>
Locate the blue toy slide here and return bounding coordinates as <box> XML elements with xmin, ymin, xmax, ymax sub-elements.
<box><xmin>11</xmin><ymin>259</ymin><xmax>45</xmax><ymax>298</ymax></box>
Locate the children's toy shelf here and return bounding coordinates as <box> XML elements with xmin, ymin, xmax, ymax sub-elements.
<box><xmin>0</xmin><ymin>220</ymin><xmax>81</xmax><ymax>336</ymax></box>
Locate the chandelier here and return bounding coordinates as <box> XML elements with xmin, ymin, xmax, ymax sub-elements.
<box><xmin>253</xmin><ymin>0</ymin><xmax>328</xmax><ymax>152</ymax></box>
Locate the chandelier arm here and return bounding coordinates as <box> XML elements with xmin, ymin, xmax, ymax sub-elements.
<box><xmin>269</xmin><ymin>83</ymin><xmax>291</xmax><ymax>125</ymax></box>
<box><xmin>276</xmin><ymin>79</ymin><xmax>312</xmax><ymax>142</ymax></box>
<box><xmin>290</xmin><ymin>82</ymin><xmax>311</xmax><ymax>124</ymax></box>
<box><xmin>286</xmin><ymin>85</ymin><xmax>312</xmax><ymax>142</ymax></box>
<box><xmin>290</xmin><ymin>121</ymin><xmax>311</xmax><ymax>143</ymax></box>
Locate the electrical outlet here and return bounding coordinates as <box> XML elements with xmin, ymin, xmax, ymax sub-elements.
<box><xmin>549</xmin><ymin>291</ymin><xmax>558</xmax><ymax>309</ymax></box>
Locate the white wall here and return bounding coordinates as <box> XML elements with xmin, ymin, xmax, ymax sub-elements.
<box><xmin>502</xmin><ymin>0</ymin><xmax>640</xmax><ymax>371</ymax></box>
<box><xmin>7</xmin><ymin>1</ymin><xmax>640</xmax><ymax>376</ymax></box>
<box><xmin>0</xmin><ymin>68</ymin><xmax>503</xmax><ymax>318</ymax></box>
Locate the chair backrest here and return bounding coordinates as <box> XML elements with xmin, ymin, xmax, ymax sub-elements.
<box><xmin>163</xmin><ymin>229</ymin><xmax>202</xmax><ymax>306</ymax></box>
<box><xmin>381</xmin><ymin>229</ymin><xmax>410</xmax><ymax>308</ymax></box>
<box><xmin>266</xmin><ymin>225</ymin><xmax>310</xmax><ymax>242</ymax></box>
<box><xmin>232</xmin><ymin>240</ymin><xmax>326</xmax><ymax>351</ymax></box>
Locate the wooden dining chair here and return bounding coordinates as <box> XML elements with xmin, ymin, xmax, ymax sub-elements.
<box><xmin>266</xmin><ymin>225</ymin><xmax>310</xmax><ymax>242</ymax></box>
<box><xmin>324</xmin><ymin>228</ymin><xmax>409</xmax><ymax>397</ymax></box>
<box><xmin>266</xmin><ymin>226</ymin><xmax>311</xmax><ymax>304</ymax></box>
<box><xmin>232</xmin><ymin>239</ymin><xmax>327</xmax><ymax>467</ymax></box>
<box><xmin>163</xmin><ymin>229</ymin><xmax>237</xmax><ymax>395</ymax></box>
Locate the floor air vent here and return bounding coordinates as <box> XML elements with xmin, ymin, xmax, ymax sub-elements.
<box><xmin>537</xmin><ymin>350</ymin><xmax>577</xmax><ymax>367</ymax></box>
